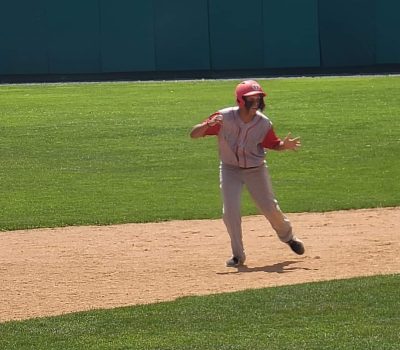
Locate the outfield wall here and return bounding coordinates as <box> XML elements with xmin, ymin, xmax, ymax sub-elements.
<box><xmin>0</xmin><ymin>0</ymin><xmax>400</xmax><ymax>78</ymax></box>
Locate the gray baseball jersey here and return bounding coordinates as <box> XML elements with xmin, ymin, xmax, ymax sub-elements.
<box><xmin>204</xmin><ymin>106</ymin><xmax>281</xmax><ymax>168</ymax></box>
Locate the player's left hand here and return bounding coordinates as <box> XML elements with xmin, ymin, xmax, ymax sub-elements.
<box><xmin>282</xmin><ymin>133</ymin><xmax>301</xmax><ymax>151</ymax></box>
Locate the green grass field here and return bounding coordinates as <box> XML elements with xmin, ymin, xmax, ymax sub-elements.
<box><xmin>0</xmin><ymin>76</ymin><xmax>399</xmax><ymax>231</ymax></box>
<box><xmin>1</xmin><ymin>275</ymin><xmax>399</xmax><ymax>349</ymax></box>
<box><xmin>0</xmin><ymin>76</ymin><xmax>399</xmax><ymax>349</ymax></box>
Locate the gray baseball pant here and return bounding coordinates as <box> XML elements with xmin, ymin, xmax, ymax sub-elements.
<box><xmin>220</xmin><ymin>163</ymin><xmax>293</xmax><ymax>261</ymax></box>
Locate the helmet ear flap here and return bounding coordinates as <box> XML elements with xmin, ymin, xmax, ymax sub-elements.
<box><xmin>237</xmin><ymin>97</ymin><xmax>245</xmax><ymax>107</ymax></box>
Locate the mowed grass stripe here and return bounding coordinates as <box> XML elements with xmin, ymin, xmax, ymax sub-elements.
<box><xmin>0</xmin><ymin>274</ymin><xmax>399</xmax><ymax>349</ymax></box>
<box><xmin>0</xmin><ymin>76</ymin><xmax>399</xmax><ymax>230</ymax></box>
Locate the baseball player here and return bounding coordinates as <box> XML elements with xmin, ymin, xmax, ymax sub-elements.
<box><xmin>190</xmin><ymin>80</ymin><xmax>305</xmax><ymax>267</ymax></box>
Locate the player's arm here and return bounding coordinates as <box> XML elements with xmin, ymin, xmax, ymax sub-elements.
<box><xmin>190</xmin><ymin>122</ymin><xmax>210</xmax><ymax>138</ymax></box>
<box><xmin>262</xmin><ymin>128</ymin><xmax>301</xmax><ymax>151</ymax></box>
<box><xmin>190</xmin><ymin>113</ymin><xmax>223</xmax><ymax>139</ymax></box>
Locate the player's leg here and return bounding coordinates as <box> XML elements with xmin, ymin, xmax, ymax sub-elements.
<box><xmin>244</xmin><ymin>165</ymin><xmax>294</xmax><ymax>243</ymax></box>
<box><xmin>244</xmin><ymin>165</ymin><xmax>304</xmax><ymax>254</ymax></box>
<box><xmin>220</xmin><ymin>164</ymin><xmax>246</xmax><ymax>265</ymax></box>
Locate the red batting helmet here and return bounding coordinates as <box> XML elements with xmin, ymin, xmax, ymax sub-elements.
<box><xmin>235</xmin><ymin>80</ymin><xmax>266</xmax><ymax>107</ymax></box>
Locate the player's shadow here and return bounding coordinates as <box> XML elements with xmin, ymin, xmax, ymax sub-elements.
<box><xmin>217</xmin><ymin>260</ymin><xmax>312</xmax><ymax>275</ymax></box>
<box><xmin>240</xmin><ymin>260</ymin><xmax>304</xmax><ymax>273</ymax></box>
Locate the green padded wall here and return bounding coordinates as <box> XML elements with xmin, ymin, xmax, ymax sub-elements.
<box><xmin>318</xmin><ymin>0</ymin><xmax>375</xmax><ymax>67</ymax></box>
<box><xmin>208</xmin><ymin>0</ymin><xmax>264</xmax><ymax>70</ymax></box>
<box><xmin>376</xmin><ymin>0</ymin><xmax>400</xmax><ymax>64</ymax></box>
<box><xmin>100</xmin><ymin>0</ymin><xmax>155</xmax><ymax>72</ymax></box>
<box><xmin>45</xmin><ymin>0</ymin><xmax>101</xmax><ymax>74</ymax></box>
<box><xmin>0</xmin><ymin>0</ymin><xmax>48</xmax><ymax>74</ymax></box>
<box><xmin>263</xmin><ymin>0</ymin><xmax>320</xmax><ymax>68</ymax></box>
<box><xmin>1</xmin><ymin>0</ymin><xmax>400</xmax><ymax>77</ymax></box>
<box><xmin>154</xmin><ymin>0</ymin><xmax>210</xmax><ymax>71</ymax></box>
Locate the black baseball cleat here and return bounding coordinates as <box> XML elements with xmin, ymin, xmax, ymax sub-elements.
<box><xmin>226</xmin><ymin>256</ymin><xmax>245</xmax><ymax>267</ymax></box>
<box><xmin>286</xmin><ymin>237</ymin><xmax>305</xmax><ymax>255</ymax></box>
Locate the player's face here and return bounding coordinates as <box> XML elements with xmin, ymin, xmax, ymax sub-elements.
<box><xmin>244</xmin><ymin>94</ymin><xmax>263</xmax><ymax>111</ymax></box>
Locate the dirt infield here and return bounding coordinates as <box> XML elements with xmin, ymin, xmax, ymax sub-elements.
<box><xmin>0</xmin><ymin>207</ymin><xmax>399</xmax><ymax>323</ymax></box>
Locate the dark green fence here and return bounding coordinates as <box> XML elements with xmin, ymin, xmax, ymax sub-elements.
<box><xmin>0</xmin><ymin>0</ymin><xmax>399</xmax><ymax>77</ymax></box>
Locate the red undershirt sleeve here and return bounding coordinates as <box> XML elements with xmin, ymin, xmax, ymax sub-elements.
<box><xmin>261</xmin><ymin>127</ymin><xmax>281</xmax><ymax>149</ymax></box>
<box><xmin>203</xmin><ymin>124</ymin><xmax>221</xmax><ymax>135</ymax></box>
<box><xmin>202</xmin><ymin>113</ymin><xmax>221</xmax><ymax>136</ymax></box>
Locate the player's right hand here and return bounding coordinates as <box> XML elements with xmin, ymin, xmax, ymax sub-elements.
<box><xmin>207</xmin><ymin>113</ymin><xmax>223</xmax><ymax>127</ymax></box>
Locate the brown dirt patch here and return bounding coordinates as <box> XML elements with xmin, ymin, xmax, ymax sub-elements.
<box><xmin>1</xmin><ymin>207</ymin><xmax>399</xmax><ymax>323</ymax></box>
